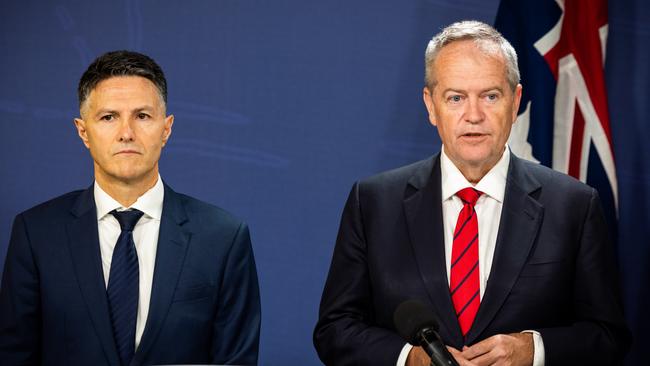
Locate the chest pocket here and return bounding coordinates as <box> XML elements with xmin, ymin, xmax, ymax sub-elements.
<box><xmin>172</xmin><ymin>285</ymin><xmax>216</xmax><ymax>302</ymax></box>
<box><xmin>519</xmin><ymin>259</ymin><xmax>566</xmax><ymax>278</ymax></box>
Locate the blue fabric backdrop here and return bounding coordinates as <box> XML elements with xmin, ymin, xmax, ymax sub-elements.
<box><xmin>1</xmin><ymin>1</ymin><xmax>647</xmax><ymax>364</ymax></box>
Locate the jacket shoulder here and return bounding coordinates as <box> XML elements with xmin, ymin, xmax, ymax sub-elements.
<box><xmin>515</xmin><ymin>157</ymin><xmax>595</xmax><ymax>197</ymax></box>
<box><xmin>359</xmin><ymin>157</ymin><xmax>435</xmax><ymax>191</ymax></box>
<box><xmin>174</xmin><ymin>192</ymin><xmax>245</xmax><ymax>230</ymax></box>
<box><xmin>18</xmin><ymin>189</ymin><xmax>86</xmax><ymax>222</ymax></box>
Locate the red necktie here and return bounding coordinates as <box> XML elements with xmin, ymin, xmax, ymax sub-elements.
<box><xmin>450</xmin><ymin>187</ymin><xmax>482</xmax><ymax>336</ymax></box>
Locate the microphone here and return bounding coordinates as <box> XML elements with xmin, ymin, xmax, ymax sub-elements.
<box><xmin>393</xmin><ymin>300</ymin><xmax>460</xmax><ymax>366</ymax></box>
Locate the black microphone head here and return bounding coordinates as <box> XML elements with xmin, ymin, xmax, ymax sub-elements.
<box><xmin>393</xmin><ymin>300</ymin><xmax>439</xmax><ymax>344</ymax></box>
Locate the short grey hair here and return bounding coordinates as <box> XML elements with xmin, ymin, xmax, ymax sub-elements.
<box><xmin>424</xmin><ymin>20</ymin><xmax>520</xmax><ymax>91</ymax></box>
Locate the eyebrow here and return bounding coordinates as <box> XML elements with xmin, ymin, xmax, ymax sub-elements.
<box><xmin>131</xmin><ymin>106</ymin><xmax>155</xmax><ymax>114</ymax></box>
<box><xmin>441</xmin><ymin>88</ymin><xmax>466</xmax><ymax>95</ymax></box>
<box><xmin>93</xmin><ymin>106</ymin><xmax>156</xmax><ymax>118</ymax></box>
<box><xmin>93</xmin><ymin>109</ymin><xmax>117</xmax><ymax>118</ymax></box>
<box><xmin>480</xmin><ymin>87</ymin><xmax>505</xmax><ymax>94</ymax></box>
<box><xmin>441</xmin><ymin>87</ymin><xmax>505</xmax><ymax>95</ymax></box>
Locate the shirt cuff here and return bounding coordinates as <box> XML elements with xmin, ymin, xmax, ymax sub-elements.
<box><xmin>396</xmin><ymin>343</ymin><xmax>414</xmax><ymax>366</ymax></box>
<box><xmin>522</xmin><ymin>330</ymin><xmax>545</xmax><ymax>366</ymax></box>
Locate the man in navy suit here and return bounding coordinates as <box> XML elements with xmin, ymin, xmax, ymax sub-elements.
<box><xmin>0</xmin><ymin>50</ymin><xmax>261</xmax><ymax>365</ymax></box>
<box><xmin>314</xmin><ymin>21</ymin><xmax>629</xmax><ymax>365</ymax></box>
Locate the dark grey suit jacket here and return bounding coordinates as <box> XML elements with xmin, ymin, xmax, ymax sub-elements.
<box><xmin>314</xmin><ymin>153</ymin><xmax>630</xmax><ymax>365</ymax></box>
<box><xmin>0</xmin><ymin>183</ymin><xmax>261</xmax><ymax>365</ymax></box>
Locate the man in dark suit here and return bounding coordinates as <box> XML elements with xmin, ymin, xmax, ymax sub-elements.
<box><xmin>0</xmin><ymin>50</ymin><xmax>260</xmax><ymax>365</ymax></box>
<box><xmin>314</xmin><ymin>21</ymin><xmax>629</xmax><ymax>366</ymax></box>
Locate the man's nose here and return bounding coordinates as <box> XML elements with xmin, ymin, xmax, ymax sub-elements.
<box><xmin>117</xmin><ymin>119</ymin><xmax>135</xmax><ymax>142</ymax></box>
<box><xmin>464</xmin><ymin>97</ymin><xmax>484</xmax><ymax>124</ymax></box>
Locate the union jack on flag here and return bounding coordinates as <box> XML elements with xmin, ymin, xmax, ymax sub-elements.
<box><xmin>495</xmin><ymin>0</ymin><xmax>618</xmax><ymax>227</ymax></box>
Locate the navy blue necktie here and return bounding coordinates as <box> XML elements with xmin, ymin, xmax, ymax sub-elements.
<box><xmin>107</xmin><ymin>209</ymin><xmax>144</xmax><ymax>366</ymax></box>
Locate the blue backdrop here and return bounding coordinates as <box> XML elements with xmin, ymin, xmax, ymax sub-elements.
<box><xmin>1</xmin><ymin>1</ymin><xmax>647</xmax><ymax>364</ymax></box>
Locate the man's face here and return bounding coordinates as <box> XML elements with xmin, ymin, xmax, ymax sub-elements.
<box><xmin>423</xmin><ymin>40</ymin><xmax>522</xmax><ymax>181</ymax></box>
<box><xmin>74</xmin><ymin>76</ymin><xmax>173</xmax><ymax>186</ymax></box>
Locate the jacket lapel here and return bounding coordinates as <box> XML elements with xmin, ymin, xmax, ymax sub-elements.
<box><xmin>465</xmin><ymin>154</ymin><xmax>544</xmax><ymax>344</ymax></box>
<box><xmin>65</xmin><ymin>185</ymin><xmax>120</xmax><ymax>365</ymax></box>
<box><xmin>134</xmin><ymin>184</ymin><xmax>191</xmax><ymax>362</ymax></box>
<box><xmin>403</xmin><ymin>155</ymin><xmax>464</xmax><ymax>347</ymax></box>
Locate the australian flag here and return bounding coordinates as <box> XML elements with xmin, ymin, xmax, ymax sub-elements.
<box><xmin>494</xmin><ymin>0</ymin><xmax>618</xmax><ymax>236</ymax></box>
<box><xmin>494</xmin><ymin>0</ymin><xmax>646</xmax><ymax>363</ymax></box>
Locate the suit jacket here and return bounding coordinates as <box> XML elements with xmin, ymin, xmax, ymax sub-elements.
<box><xmin>0</xmin><ymin>183</ymin><xmax>260</xmax><ymax>365</ymax></box>
<box><xmin>314</xmin><ymin>153</ymin><xmax>630</xmax><ymax>365</ymax></box>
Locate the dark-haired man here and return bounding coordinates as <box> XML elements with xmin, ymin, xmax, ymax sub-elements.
<box><xmin>314</xmin><ymin>21</ymin><xmax>629</xmax><ymax>366</ymax></box>
<box><xmin>0</xmin><ymin>50</ymin><xmax>261</xmax><ymax>365</ymax></box>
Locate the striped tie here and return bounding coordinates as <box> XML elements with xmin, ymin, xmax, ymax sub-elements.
<box><xmin>450</xmin><ymin>188</ymin><xmax>482</xmax><ymax>337</ymax></box>
<box><xmin>107</xmin><ymin>209</ymin><xmax>143</xmax><ymax>366</ymax></box>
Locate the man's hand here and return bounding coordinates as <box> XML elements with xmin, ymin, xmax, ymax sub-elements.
<box><xmin>407</xmin><ymin>345</ymin><xmax>479</xmax><ymax>366</ymax></box>
<box><xmin>448</xmin><ymin>346</ymin><xmax>479</xmax><ymax>366</ymax></box>
<box><xmin>406</xmin><ymin>346</ymin><xmax>430</xmax><ymax>366</ymax></box>
<box><xmin>460</xmin><ymin>333</ymin><xmax>533</xmax><ymax>366</ymax></box>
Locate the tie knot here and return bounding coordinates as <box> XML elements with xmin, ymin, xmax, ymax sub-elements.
<box><xmin>110</xmin><ymin>209</ymin><xmax>144</xmax><ymax>232</ymax></box>
<box><xmin>456</xmin><ymin>187</ymin><xmax>482</xmax><ymax>206</ymax></box>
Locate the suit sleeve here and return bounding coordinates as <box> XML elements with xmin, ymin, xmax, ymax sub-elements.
<box><xmin>538</xmin><ymin>188</ymin><xmax>631</xmax><ymax>365</ymax></box>
<box><xmin>210</xmin><ymin>221</ymin><xmax>261</xmax><ymax>366</ymax></box>
<box><xmin>0</xmin><ymin>214</ymin><xmax>41</xmax><ymax>365</ymax></box>
<box><xmin>314</xmin><ymin>183</ymin><xmax>406</xmax><ymax>366</ymax></box>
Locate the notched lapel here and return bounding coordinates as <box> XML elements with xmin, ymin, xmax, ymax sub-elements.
<box><xmin>65</xmin><ymin>186</ymin><xmax>120</xmax><ymax>365</ymax></box>
<box><xmin>403</xmin><ymin>156</ymin><xmax>464</xmax><ymax>346</ymax></box>
<box><xmin>135</xmin><ymin>185</ymin><xmax>191</xmax><ymax>362</ymax></box>
<box><xmin>466</xmin><ymin>156</ymin><xmax>544</xmax><ymax>344</ymax></box>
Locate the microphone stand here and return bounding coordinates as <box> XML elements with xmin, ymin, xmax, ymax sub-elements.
<box><xmin>419</xmin><ymin>328</ymin><xmax>460</xmax><ymax>366</ymax></box>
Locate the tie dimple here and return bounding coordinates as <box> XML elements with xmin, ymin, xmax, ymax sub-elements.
<box><xmin>112</xmin><ymin>209</ymin><xmax>144</xmax><ymax>232</ymax></box>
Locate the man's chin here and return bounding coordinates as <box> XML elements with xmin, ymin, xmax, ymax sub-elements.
<box><xmin>104</xmin><ymin>168</ymin><xmax>156</xmax><ymax>185</ymax></box>
<box><xmin>457</xmin><ymin>151</ymin><xmax>493</xmax><ymax>165</ymax></box>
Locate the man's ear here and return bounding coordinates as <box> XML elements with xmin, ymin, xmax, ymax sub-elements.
<box><xmin>511</xmin><ymin>83</ymin><xmax>523</xmax><ymax>123</ymax></box>
<box><xmin>74</xmin><ymin>118</ymin><xmax>91</xmax><ymax>149</ymax></box>
<box><xmin>162</xmin><ymin>114</ymin><xmax>174</xmax><ymax>147</ymax></box>
<box><xmin>422</xmin><ymin>86</ymin><xmax>437</xmax><ymax>126</ymax></box>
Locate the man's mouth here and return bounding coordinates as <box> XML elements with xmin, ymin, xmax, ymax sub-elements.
<box><xmin>115</xmin><ymin>149</ymin><xmax>140</xmax><ymax>155</ymax></box>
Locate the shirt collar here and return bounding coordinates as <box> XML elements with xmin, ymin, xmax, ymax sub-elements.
<box><xmin>440</xmin><ymin>145</ymin><xmax>510</xmax><ymax>203</ymax></box>
<box><xmin>94</xmin><ymin>175</ymin><xmax>165</xmax><ymax>221</ymax></box>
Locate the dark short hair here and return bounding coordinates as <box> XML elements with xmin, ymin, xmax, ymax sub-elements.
<box><xmin>77</xmin><ymin>50</ymin><xmax>167</xmax><ymax>108</ymax></box>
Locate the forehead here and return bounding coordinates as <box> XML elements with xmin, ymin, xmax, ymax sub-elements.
<box><xmin>84</xmin><ymin>76</ymin><xmax>161</xmax><ymax>108</ymax></box>
<box><xmin>433</xmin><ymin>40</ymin><xmax>508</xmax><ymax>90</ymax></box>
<box><xmin>91</xmin><ymin>76</ymin><xmax>159</xmax><ymax>98</ymax></box>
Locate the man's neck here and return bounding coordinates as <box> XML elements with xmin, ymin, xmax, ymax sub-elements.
<box><xmin>95</xmin><ymin>171</ymin><xmax>159</xmax><ymax>207</ymax></box>
<box><xmin>443</xmin><ymin>146</ymin><xmax>506</xmax><ymax>184</ymax></box>
<box><xmin>457</xmin><ymin>164</ymin><xmax>493</xmax><ymax>184</ymax></box>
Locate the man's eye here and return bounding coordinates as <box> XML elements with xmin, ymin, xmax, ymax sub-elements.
<box><xmin>485</xmin><ymin>93</ymin><xmax>499</xmax><ymax>101</ymax></box>
<box><xmin>449</xmin><ymin>95</ymin><xmax>462</xmax><ymax>103</ymax></box>
<box><xmin>137</xmin><ymin>113</ymin><xmax>150</xmax><ymax>120</ymax></box>
<box><xmin>100</xmin><ymin>115</ymin><xmax>114</xmax><ymax>121</ymax></box>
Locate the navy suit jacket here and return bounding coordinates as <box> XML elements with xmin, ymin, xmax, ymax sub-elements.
<box><xmin>0</xmin><ymin>183</ymin><xmax>260</xmax><ymax>365</ymax></box>
<box><xmin>314</xmin><ymin>153</ymin><xmax>630</xmax><ymax>365</ymax></box>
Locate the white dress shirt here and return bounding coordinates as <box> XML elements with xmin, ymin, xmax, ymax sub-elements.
<box><xmin>396</xmin><ymin>147</ymin><xmax>544</xmax><ymax>366</ymax></box>
<box><xmin>94</xmin><ymin>176</ymin><xmax>164</xmax><ymax>349</ymax></box>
